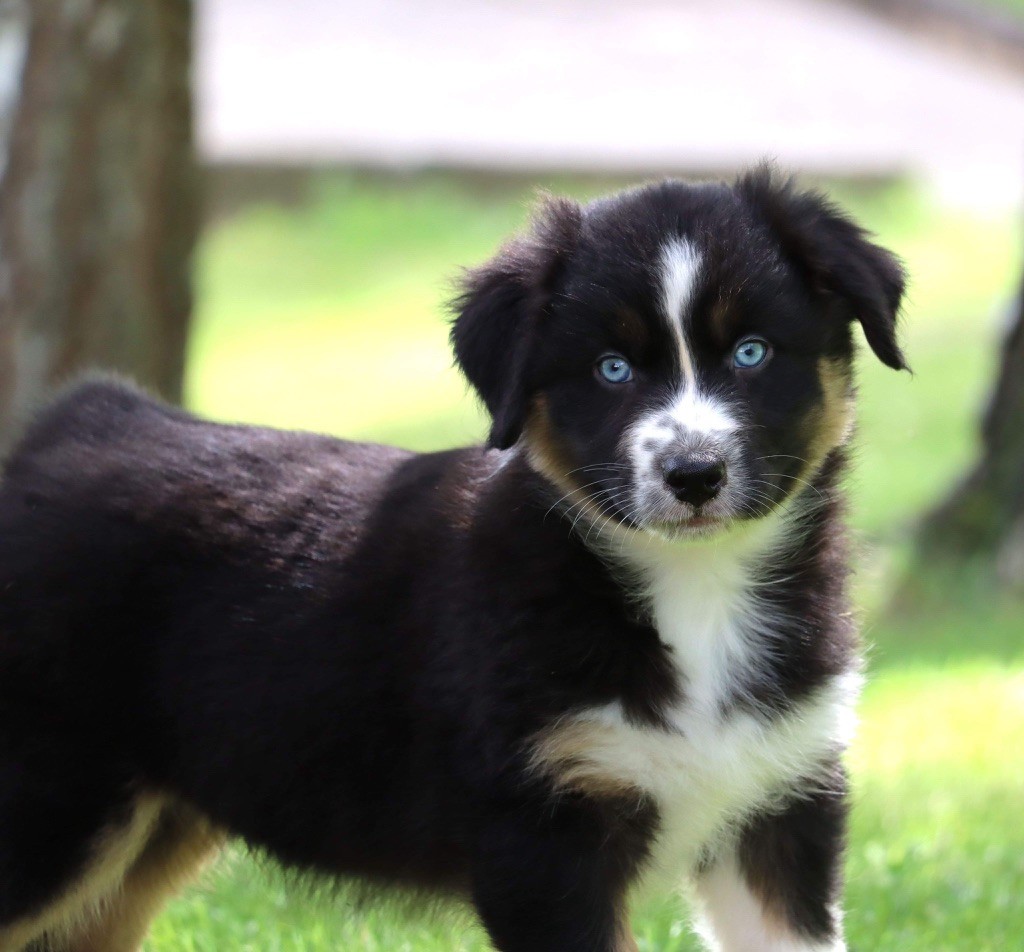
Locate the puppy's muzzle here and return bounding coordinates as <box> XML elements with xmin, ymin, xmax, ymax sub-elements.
<box><xmin>661</xmin><ymin>453</ymin><xmax>728</xmax><ymax>508</ymax></box>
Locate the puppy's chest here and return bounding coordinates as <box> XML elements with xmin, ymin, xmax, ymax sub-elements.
<box><xmin>536</xmin><ymin>556</ymin><xmax>855</xmax><ymax>883</ymax></box>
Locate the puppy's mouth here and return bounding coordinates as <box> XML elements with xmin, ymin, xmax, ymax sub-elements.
<box><xmin>579</xmin><ymin>488</ymin><xmax>768</xmax><ymax>545</ymax></box>
<box><xmin>675</xmin><ymin>514</ymin><xmax>725</xmax><ymax>530</ymax></box>
<box><xmin>648</xmin><ymin>512</ymin><xmax>731</xmax><ymax>538</ymax></box>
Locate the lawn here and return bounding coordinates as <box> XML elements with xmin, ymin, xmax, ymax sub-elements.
<box><xmin>147</xmin><ymin>170</ymin><xmax>1024</xmax><ymax>950</ymax></box>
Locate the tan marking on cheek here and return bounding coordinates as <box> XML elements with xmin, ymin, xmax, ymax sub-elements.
<box><xmin>530</xmin><ymin>718</ymin><xmax>647</xmax><ymax>802</ymax></box>
<box><xmin>522</xmin><ymin>395</ymin><xmax>579</xmax><ymax>498</ymax></box>
<box><xmin>522</xmin><ymin>396</ymin><xmax>632</xmax><ymax>536</ymax></box>
<box><xmin>799</xmin><ymin>358</ymin><xmax>855</xmax><ymax>484</ymax></box>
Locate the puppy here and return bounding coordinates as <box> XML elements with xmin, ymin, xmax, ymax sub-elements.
<box><xmin>0</xmin><ymin>166</ymin><xmax>905</xmax><ymax>952</ymax></box>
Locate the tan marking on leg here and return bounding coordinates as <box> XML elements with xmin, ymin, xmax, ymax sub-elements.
<box><xmin>64</xmin><ymin>804</ymin><xmax>224</xmax><ymax>952</ymax></box>
<box><xmin>530</xmin><ymin>718</ymin><xmax>646</xmax><ymax>802</ymax></box>
<box><xmin>0</xmin><ymin>795</ymin><xmax>165</xmax><ymax>951</ymax></box>
<box><xmin>532</xmin><ymin>719</ymin><xmax>646</xmax><ymax>951</ymax></box>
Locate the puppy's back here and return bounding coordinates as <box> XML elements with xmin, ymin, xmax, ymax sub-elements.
<box><xmin>2</xmin><ymin>377</ymin><xmax>411</xmax><ymax>535</ymax></box>
<box><xmin>0</xmin><ymin>378</ymin><xmax>411</xmax><ymax>677</ymax></box>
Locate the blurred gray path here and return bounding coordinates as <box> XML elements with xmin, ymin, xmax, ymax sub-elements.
<box><xmin>197</xmin><ymin>0</ymin><xmax>1024</xmax><ymax>198</ymax></box>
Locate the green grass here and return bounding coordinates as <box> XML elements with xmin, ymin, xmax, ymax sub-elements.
<box><xmin>150</xmin><ymin>170</ymin><xmax>1024</xmax><ymax>950</ymax></box>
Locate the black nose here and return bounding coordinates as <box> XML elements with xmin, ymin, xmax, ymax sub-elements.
<box><xmin>662</xmin><ymin>454</ymin><xmax>728</xmax><ymax>507</ymax></box>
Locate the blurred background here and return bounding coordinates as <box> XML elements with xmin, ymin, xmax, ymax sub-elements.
<box><xmin>1</xmin><ymin>0</ymin><xmax>1022</xmax><ymax>949</ymax></box>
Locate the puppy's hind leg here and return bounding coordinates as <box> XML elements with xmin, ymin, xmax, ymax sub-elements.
<box><xmin>0</xmin><ymin>782</ymin><xmax>163</xmax><ymax>952</ymax></box>
<box><xmin>60</xmin><ymin>802</ymin><xmax>223</xmax><ymax>952</ymax></box>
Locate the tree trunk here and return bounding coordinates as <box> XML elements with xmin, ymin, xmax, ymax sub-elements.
<box><xmin>0</xmin><ymin>0</ymin><xmax>197</xmax><ymax>451</ymax></box>
<box><xmin>914</xmin><ymin>275</ymin><xmax>1024</xmax><ymax>589</ymax></box>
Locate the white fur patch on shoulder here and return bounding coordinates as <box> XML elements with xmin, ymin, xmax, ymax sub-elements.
<box><xmin>696</xmin><ymin>854</ymin><xmax>846</xmax><ymax>952</ymax></box>
<box><xmin>659</xmin><ymin>238</ymin><xmax>703</xmax><ymax>387</ymax></box>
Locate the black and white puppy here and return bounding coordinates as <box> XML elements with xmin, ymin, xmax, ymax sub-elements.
<box><xmin>0</xmin><ymin>167</ymin><xmax>905</xmax><ymax>952</ymax></box>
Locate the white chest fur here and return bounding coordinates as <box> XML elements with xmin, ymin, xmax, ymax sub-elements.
<box><xmin>535</xmin><ymin>524</ymin><xmax>859</xmax><ymax>890</ymax></box>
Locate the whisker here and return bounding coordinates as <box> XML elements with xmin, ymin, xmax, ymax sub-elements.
<box><xmin>756</xmin><ymin>472</ymin><xmax>826</xmax><ymax>500</ymax></box>
<box><xmin>542</xmin><ymin>479</ymin><xmax>618</xmax><ymax>521</ymax></box>
<box><xmin>754</xmin><ymin>454</ymin><xmax>810</xmax><ymax>466</ymax></box>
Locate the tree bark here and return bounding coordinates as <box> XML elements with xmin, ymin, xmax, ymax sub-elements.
<box><xmin>0</xmin><ymin>0</ymin><xmax>197</xmax><ymax>451</ymax></box>
<box><xmin>914</xmin><ymin>275</ymin><xmax>1024</xmax><ymax>589</ymax></box>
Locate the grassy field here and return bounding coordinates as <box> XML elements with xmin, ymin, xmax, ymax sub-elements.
<box><xmin>147</xmin><ymin>170</ymin><xmax>1024</xmax><ymax>950</ymax></box>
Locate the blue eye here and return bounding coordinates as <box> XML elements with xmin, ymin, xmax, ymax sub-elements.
<box><xmin>733</xmin><ymin>339</ymin><xmax>770</xmax><ymax>369</ymax></box>
<box><xmin>597</xmin><ymin>355</ymin><xmax>633</xmax><ymax>384</ymax></box>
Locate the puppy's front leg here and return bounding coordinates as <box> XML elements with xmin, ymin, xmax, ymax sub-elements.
<box><xmin>470</xmin><ymin>797</ymin><xmax>643</xmax><ymax>952</ymax></box>
<box><xmin>695</xmin><ymin>783</ymin><xmax>848</xmax><ymax>952</ymax></box>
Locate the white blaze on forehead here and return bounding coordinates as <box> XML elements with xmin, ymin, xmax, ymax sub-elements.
<box><xmin>659</xmin><ymin>237</ymin><xmax>703</xmax><ymax>390</ymax></box>
<box><xmin>655</xmin><ymin>238</ymin><xmax>740</xmax><ymax>441</ymax></box>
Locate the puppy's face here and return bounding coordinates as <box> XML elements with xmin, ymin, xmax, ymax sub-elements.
<box><xmin>452</xmin><ymin>169</ymin><xmax>906</xmax><ymax>540</ymax></box>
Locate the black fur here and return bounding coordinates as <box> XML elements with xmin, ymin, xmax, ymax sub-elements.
<box><xmin>736</xmin><ymin>164</ymin><xmax>908</xmax><ymax>371</ymax></box>
<box><xmin>450</xmin><ymin>195</ymin><xmax>582</xmax><ymax>449</ymax></box>
<box><xmin>738</xmin><ymin>765</ymin><xmax>850</xmax><ymax>940</ymax></box>
<box><xmin>0</xmin><ymin>169</ymin><xmax>904</xmax><ymax>951</ymax></box>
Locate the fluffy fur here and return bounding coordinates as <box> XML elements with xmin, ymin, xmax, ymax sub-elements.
<box><xmin>0</xmin><ymin>166</ymin><xmax>905</xmax><ymax>951</ymax></box>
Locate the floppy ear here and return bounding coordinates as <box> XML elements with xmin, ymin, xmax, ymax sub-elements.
<box><xmin>737</xmin><ymin>165</ymin><xmax>908</xmax><ymax>370</ymax></box>
<box><xmin>449</xmin><ymin>196</ymin><xmax>581</xmax><ymax>448</ymax></box>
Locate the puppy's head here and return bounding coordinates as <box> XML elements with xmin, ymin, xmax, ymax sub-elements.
<box><xmin>451</xmin><ymin>167</ymin><xmax>906</xmax><ymax>541</ymax></box>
